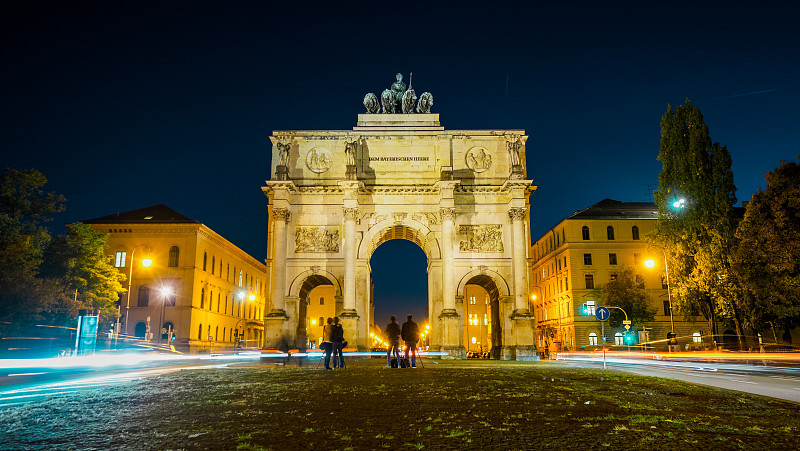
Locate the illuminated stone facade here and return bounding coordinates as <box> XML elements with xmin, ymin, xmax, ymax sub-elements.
<box><xmin>530</xmin><ymin>199</ymin><xmax>703</xmax><ymax>354</ymax></box>
<box><xmin>84</xmin><ymin>205</ymin><xmax>267</xmax><ymax>353</ymax></box>
<box><xmin>263</xmin><ymin>114</ymin><xmax>538</xmax><ymax>359</ymax></box>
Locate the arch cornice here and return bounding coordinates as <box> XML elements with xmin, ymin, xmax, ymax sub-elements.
<box><xmin>456</xmin><ymin>268</ymin><xmax>511</xmax><ymax>297</ymax></box>
<box><xmin>287</xmin><ymin>268</ymin><xmax>343</xmax><ymax>298</ymax></box>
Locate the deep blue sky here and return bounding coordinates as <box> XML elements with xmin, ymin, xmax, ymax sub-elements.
<box><xmin>3</xmin><ymin>1</ymin><xmax>798</xmax><ymax>323</ymax></box>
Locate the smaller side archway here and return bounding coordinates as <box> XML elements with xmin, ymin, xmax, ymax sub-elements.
<box><xmin>458</xmin><ymin>270</ymin><xmax>511</xmax><ymax>359</ymax></box>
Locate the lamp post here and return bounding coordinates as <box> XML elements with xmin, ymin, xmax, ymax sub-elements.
<box><xmin>122</xmin><ymin>245</ymin><xmax>151</xmax><ymax>336</ymax></box>
<box><xmin>158</xmin><ymin>285</ymin><xmax>173</xmax><ymax>345</ymax></box>
<box><xmin>644</xmin><ymin>249</ymin><xmax>675</xmax><ymax>334</ymax></box>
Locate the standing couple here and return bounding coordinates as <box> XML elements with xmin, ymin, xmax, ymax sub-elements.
<box><xmin>321</xmin><ymin>317</ymin><xmax>346</xmax><ymax>370</ymax></box>
<box><xmin>385</xmin><ymin>314</ymin><xmax>420</xmax><ymax>368</ymax></box>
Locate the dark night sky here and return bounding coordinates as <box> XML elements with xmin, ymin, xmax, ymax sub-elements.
<box><xmin>2</xmin><ymin>1</ymin><xmax>799</xmax><ymax>324</ymax></box>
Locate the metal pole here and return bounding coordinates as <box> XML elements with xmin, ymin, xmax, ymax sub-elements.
<box><xmin>602</xmin><ymin>320</ymin><xmax>606</xmax><ymax>370</ymax></box>
<box><xmin>663</xmin><ymin>250</ymin><xmax>674</xmax><ymax>334</ymax></box>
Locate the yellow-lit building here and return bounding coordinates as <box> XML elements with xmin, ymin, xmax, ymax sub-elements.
<box><xmin>305</xmin><ymin>285</ymin><xmax>337</xmax><ymax>349</ymax></box>
<box><xmin>84</xmin><ymin>205</ymin><xmax>267</xmax><ymax>353</ymax></box>
<box><xmin>530</xmin><ymin>199</ymin><xmax>703</xmax><ymax>353</ymax></box>
<box><xmin>463</xmin><ymin>284</ymin><xmax>492</xmax><ymax>354</ymax></box>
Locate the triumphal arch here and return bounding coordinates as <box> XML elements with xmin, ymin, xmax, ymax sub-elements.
<box><xmin>263</xmin><ymin>75</ymin><xmax>538</xmax><ymax>359</ymax></box>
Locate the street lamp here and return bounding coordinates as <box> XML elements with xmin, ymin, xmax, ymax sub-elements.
<box><xmin>122</xmin><ymin>245</ymin><xmax>151</xmax><ymax>335</ymax></box>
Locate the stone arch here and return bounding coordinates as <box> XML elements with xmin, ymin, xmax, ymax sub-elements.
<box><xmin>288</xmin><ymin>269</ymin><xmax>342</xmax><ymax>300</ymax></box>
<box><xmin>456</xmin><ymin>269</ymin><xmax>511</xmax><ymax>299</ymax></box>
<box><xmin>359</xmin><ymin>219</ymin><xmax>440</xmax><ymax>260</ymax></box>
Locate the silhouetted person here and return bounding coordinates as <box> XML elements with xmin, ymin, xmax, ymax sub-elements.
<box><xmin>330</xmin><ymin>316</ymin><xmax>345</xmax><ymax>369</ymax></box>
<box><xmin>322</xmin><ymin>317</ymin><xmax>333</xmax><ymax>370</ymax></box>
<box><xmin>401</xmin><ymin>314</ymin><xmax>420</xmax><ymax>368</ymax></box>
<box><xmin>385</xmin><ymin>315</ymin><xmax>401</xmax><ymax>368</ymax></box>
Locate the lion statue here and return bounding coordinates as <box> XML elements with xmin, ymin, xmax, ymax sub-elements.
<box><xmin>363</xmin><ymin>93</ymin><xmax>380</xmax><ymax>114</ymax></box>
<box><xmin>417</xmin><ymin>92</ymin><xmax>433</xmax><ymax>113</ymax></box>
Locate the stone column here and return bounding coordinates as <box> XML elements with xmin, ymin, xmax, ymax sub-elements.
<box><xmin>438</xmin><ymin>206</ymin><xmax>462</xmax><ymax>357</ymax></box>
<box><xmin>440</xmin><ymin>207</ymin><xmax>456</xmax><ymax>312</ymax></box>
<box><xmin>342</xmin><ymin>206</ymin><xmax>359</xmax><ymax>313</ymax></box>
<box><xmin>264</xmin><ymin>207</ymin><xmax>290</xmax><ymax>350</ymax></box>
<box><xmin>270</xmin><ymin>207</ymin><xmax>290</xmax><ymax>313</ymax></box>
<box><xmin>508</xmin><ymin>208</ymin><xmax>530</xmax><ymax>313</ymax></box>
<box><xmin>509</xmin><ymin>206</ymin><xmax>537</xmax><ymax>360</ymax></box>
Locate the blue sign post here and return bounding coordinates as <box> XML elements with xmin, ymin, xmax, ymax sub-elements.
<box><xmin>595</xmin><ymin>306</ymin><xmax>610</xmax><ymax>369</ymax></box>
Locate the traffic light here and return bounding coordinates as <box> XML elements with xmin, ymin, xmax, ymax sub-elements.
<box><xmin>171</xmin><ymin>332</ymin><xmax>176</xmax><ymax>341</ymax></box>
<box><xmin>625</xmin><ymin>332</ymin><xmax>634</xmax><ymax>344</ymax></box>
<box><xmin>581</xmin><ymin>304</ymin><xmax>588</xmax><ymax>315</ymax></box>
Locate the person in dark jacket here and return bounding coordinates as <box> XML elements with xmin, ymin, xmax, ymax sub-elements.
<box><xmin>401</xmin><ymin>314</ymin><xmax>420</xmax><ymax>368</ymax></box>
<box><xmin>322</xmin><ymin>317</ymin><xmax>334</xmax><ymax>370</ymax></box>
<box><xmin>384</xmin><ymin>315</ymin><xmax>401</xmax><ymax>368</ymax></box>
<box><xmin>330</xmin><ymin>316</ymin><xmax>345</xmax><ymax>369</ymax></box>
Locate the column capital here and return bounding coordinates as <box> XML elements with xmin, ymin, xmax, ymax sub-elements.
<box><xmin>343</xmin><ymin>207</ymin><xmax>359</xmax><ymax>221</ymax></box>
<box><xmin>439</xmin><ymin>207</ymin><xmax>456</xmax><ymax>222</ymax></box>
<box><xmin>272</xmin><ymin>207</ymin><xmax>291</xmax><ymax>222</ymax></box>
<box><xmin>508</xmin><ymin>207</ymin><xmax>526</xmax><ymax>221</ymax></box>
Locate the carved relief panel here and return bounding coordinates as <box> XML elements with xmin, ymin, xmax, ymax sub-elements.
<box><xmin>465</xmin><ymin>146</ymin><xmax>492</xmax><ymax>173</ymax></box>
<box><xmin>305</xmin><ymin>147</ymin><xmax>333</xmax><ymax>174</ymax></box>
<box><xmin>458</xmin><ymin>225</ymin><xmax>504</xmax><ymax>252</ymax></box>
<box><xmin>295</xmin><ymin>226</ymin><xmax>340</xmax><ymax>253</ymax></box>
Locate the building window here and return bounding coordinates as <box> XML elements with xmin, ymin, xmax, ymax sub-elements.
<box><xmin>211</xmin><ymin>256</ymin><xmax>215</xmax><ymax>275</ymax></box>
<box><xmin>585</xmin><ymin>274</ymin><xmax>594</xmax><ymax>289</ymax></box>
<box><xmin>217</xmin><ymin>292</ymin><xmax>221</xmax><ymax>311</ymax></box>
<box><xmin>198</xmin><ymin>324</ymin><xmax>203</xmax><ymax>340</ymax></box>
<box><xmin>586</xmin><ymin>300</ymin><xmax>596</xmax><ymax>315</ymax></box>
<box><xmin>469</xmin><ymin>296</ymin><xmax>476</xmax><ymax>305</ymax></box>
<box><xmin>320</xmin><ymin>297</ymin><xmax>324</xmax><ymax>305</ymax></box>
<box><xmin>610</xmin><ymin>273</ymin><xmax>618</xmax><ymax>281</ymax></box>
<box><xmin>168</xmin><ymin>246</ymin><xmax>179</xmax><ymax>267</ymax></box>
<box><xmin>220</xmin><ymin>260</ymin><xmax>223</xmax><ymax>277</ymax></box>
<box><xmin>215</xmin><ymin>326</ymin><xmax>218</xmax><ymax>341</ymax></box>
<box><xmin>114</xmin><ymin>251</ymin><xmax>127</xmax><ymax>268</ymax></box>
<box><xmin>484</xmin><ymin>313</ymin><xmax>487</xmax><ymax>325</ymax></box>
<box><xmin>581</xmin><ymin>226</ymin><xmax>589</xmax><ymax>240</ymax></box>
<box><xmin>663</xmin><ymin>300</ymin><xmax>671</xmax><ymax>316</ymax></box>
<box><xmin>609</xmin><ymin>253</ymin><xmax>617</xmax><ymax>265</ymax></box>
<box><xmin>614</xmin><ymin>332</ymin><xmax>624</xmax><ymax>345</ymax></box>
<box><xmin>203</xmin><ymin>252</ymin><xmax>207</xmax><ymax>271</ymax></box>
<box><xmin>227</xmin><ymin>264</ymin><xmax>230</xmax><ymax>281</ymax></box>
<box><xmin>239</xmin><ymin>270</ymin><xmax>243</xmax><ymax>287</ymax></box>
<box><xmin>607</xmin><ymin>226</ymin><xmax>615</xmax><ymax>240</ymax></box>
<box><xmin>200</xmin><ymin>287</ymin><xmax>205</xmax><ymax>309</ymax></box>
<box><xmin>632</xmin><ymin>226</ymin><xmax>640</xmax><ymax>240</ymax></box>
<box><xmin>583</xmin><ymin>254</ymin><xmax>592</xmax><ymax>265</ymax></box>
<box><xmin>471</xmin><ymin>336</ymin><xmax>477</xmax><ymax>344</ymax></box>
<box><xmin>588</xmin><ymin>332</ymin><xmax>598</xmax><ymax>346</ymax></box>
<box><xmin>692</xmin><ymin>332</ymin><xmax>702</xmax><ymax>343</ymax></box>
<box><xmin>137</xmin><ymin>285</ymin><xmax>150</xmax><ymax>307</ymax></box>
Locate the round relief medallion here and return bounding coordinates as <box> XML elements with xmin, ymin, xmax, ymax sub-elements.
<box><xmin>466</xmin><ymin>147</ymin><xmax>492</xmax><ymax>173</ymax></box>
<box><xmin>305</xmin><ymin>147</ymin><xmax>332</xmax><ymax>174</ymax></box>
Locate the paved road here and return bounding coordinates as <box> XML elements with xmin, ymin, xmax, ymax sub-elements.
<box><xmin>557</xmin><ymin>355</ymin><xmax>800</xmax><ymax>402</ymax></box>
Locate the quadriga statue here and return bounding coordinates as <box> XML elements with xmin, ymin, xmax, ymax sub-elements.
<box><xmin>363</xmin><ymin>93</ymin><xmax>380</xmax><ymax>114</ymax></box>
<box><xmin>402</xmin><ymin>88</ymin><xmax>417</xmax><ymax>114</ymax></box>
<box><xmin>417</xmin><ymin>92</ymin><xmax>433</xmax><ymax>113</ymax></box>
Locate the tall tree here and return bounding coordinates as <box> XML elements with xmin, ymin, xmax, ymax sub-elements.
<box><xmin>652</xmin><ymin>100</ymin><xmax>740</xmax><ymax>346</ymax></box>
<box><xmin>0</xmin><ymin>169</ymin><xmax>65</xmax><ymax>324</ymax></box>
<box><xmin>40</xmin><ymin>223</ymin><xmax>126</xmax><ymax>327</ymax></box>
<box><xmin>601</xmin><ymin>266</ymin><xmax>656</xmax><ymax>331</ymax></box>
<box><xmin>731</xmin><ymin>159</ymin><xmax>800</xmax><ymax>342</ymax></box>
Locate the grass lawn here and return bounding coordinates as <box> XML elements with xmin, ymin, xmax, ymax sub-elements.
<box><xmin>1</xmin><ymin>358</ymin><xmax>799</xmax><ymax>450</ymax></box>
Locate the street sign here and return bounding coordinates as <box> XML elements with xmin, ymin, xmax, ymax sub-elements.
<box><xmin>595</xmin><ymin>306</ymin><xmax>610</xmax><ymax>321</ymax></box>
<box><xmin>623</xmin><ymin>320</ymin><xmax>631</xmax><ymax>325</ymax></box>
<box><xmin>625</xmin><ymin>324</ymin><xmax>631</xmax><ymax>330</ymax></box>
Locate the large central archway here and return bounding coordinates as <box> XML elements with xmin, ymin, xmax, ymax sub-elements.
<box><xmin>263</xmin><ymin>110</ymin><xmax>538</xmax><ymax>359</ymax></box>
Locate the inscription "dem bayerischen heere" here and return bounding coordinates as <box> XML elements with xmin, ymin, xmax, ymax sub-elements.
<box><xmin>369</xmin><ymin>156</ymin><xmax>430</xmax><ymax>161</ymax></box>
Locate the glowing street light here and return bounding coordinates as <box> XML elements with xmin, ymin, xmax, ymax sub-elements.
<box><xmin>672</xmin><ymin>198</ymin><xmax>686</xmax><ymax>209</ymax></box>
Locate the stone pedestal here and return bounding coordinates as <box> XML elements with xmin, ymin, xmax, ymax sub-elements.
<box><xmin>511</xmin><ymin>310</ymin><xmax>538</xmax><ymax>360</ymax></box>
<box><xmin>345</xmin><ymin>165</ymin><xmax>357</xmax><ymax>180</ymax></box>
<box><xmin>275</xmin><ymin>165</ymin><xmax>288</xmax><ymax>181</ymax></box>
<box><xmin>339</xmin><ymin>310</ymin><xmax>360</xmax><ymax>349</ymax></box>
<box><xmin>439</xmin><ymin>309</ymin><xmax>464</xmax><ymax>358</ymax></box>
<box><xmin>263</xmin><ymin>311</ymin><xmax>289</xmax><ymax>351</ymax></box>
